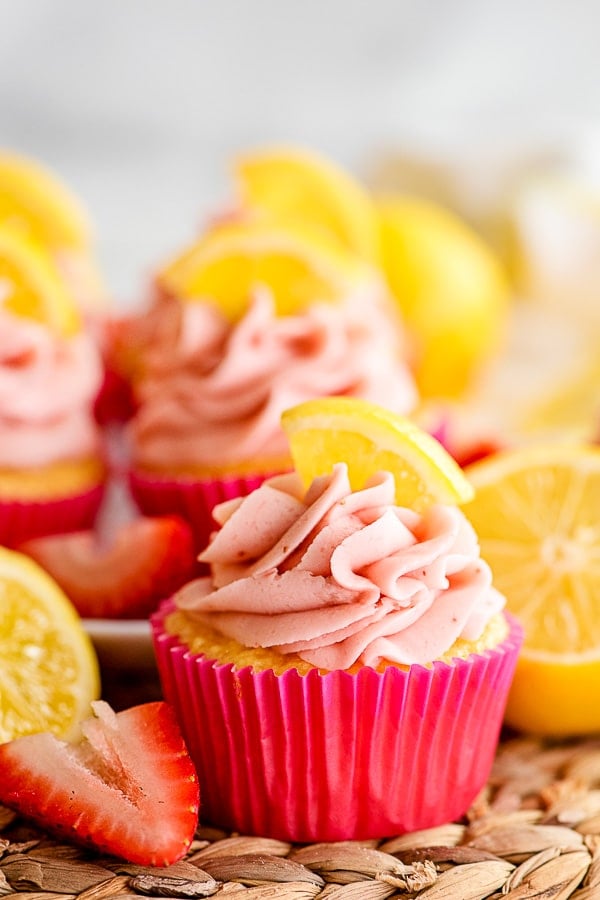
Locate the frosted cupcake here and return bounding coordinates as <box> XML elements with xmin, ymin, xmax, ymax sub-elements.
<box><xmin>0</xmin><ymin>307</ymin><xmax>105</xmax><ymax>545</ymax></box>
<box><xmin>152</xmin><ymin>400</ymin><xmax>522</xmax><ymax>841</ymax></box>
<box><xmin>126</xmin><ymin>220</ymin><xmax>417</xmax><ymax>550</ymax></box>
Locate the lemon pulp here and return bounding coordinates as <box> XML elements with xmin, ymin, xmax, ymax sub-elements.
<box><xmin>0</xmin><ymin>547</ymin><xmax>99</xmax><ymax>742</ymax></box>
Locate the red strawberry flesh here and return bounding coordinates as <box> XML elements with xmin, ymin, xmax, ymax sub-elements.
<box><xmin>18</xmin><ymin>516</ymin><xmax>198</xmax><ymax>619</ymax></box>
<box><xmin>0</xmin><ymin>701</ymin><xmax>199</xmax><ymax>866</ymax></box>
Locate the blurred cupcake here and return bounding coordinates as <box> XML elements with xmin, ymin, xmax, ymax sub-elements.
<box><xmin>0</xmin><ymin>226</ymin><xmax>106</xmax><ymax>546</ymax></box>
<box><xmin>151</xmin><ymin>401</ymin><xmax>522</xmax><ymax>842</ymax></box>
<box><xmin>126</xmin><ymin>218</ymin><xmax>417</xmax><ymax>550</ymax></box>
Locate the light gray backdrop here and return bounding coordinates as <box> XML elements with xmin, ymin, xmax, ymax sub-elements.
<box><xmin>1</xmin><ymin>0</ymin><xmax>598</xmax><ymax>305</ymax></box>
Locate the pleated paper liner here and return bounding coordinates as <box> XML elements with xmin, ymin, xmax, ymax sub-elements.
<box><xmin>0</xmin><ymin>483</ymin><xmax>105</xmax><ymax>547</ymax></box>
<box><xmin>152</xmin><ymin>600</ymin><xmax>523</xmax><ymax>843</ymax></box>
<box><xmin>128</xmin><ymin>469</ymin><xmax>285</xmax><ymax>552</ymax></box>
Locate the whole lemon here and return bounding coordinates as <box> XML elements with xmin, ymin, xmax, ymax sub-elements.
<box><xmin>378</xmin><ymin>197</ymin><xmax>511</xmax><ymax>399</ymax></box>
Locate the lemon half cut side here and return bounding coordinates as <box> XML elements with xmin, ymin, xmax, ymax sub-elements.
<box><xmin>464</xmin><ymin>443</ymin><xmax>600</xmax><ymax>736</ymax></box>
<box><xmin>0</xmin><ymin>547</ymin><xmax>99</xmax><ymax>743</ymax></box>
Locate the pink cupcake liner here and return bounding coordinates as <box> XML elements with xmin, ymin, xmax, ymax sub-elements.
<box><xmin>151</xmin><ymin>600</ymin><xmax>523</xmax><ymax>842</ymax></box>
<box><xmin>0</xmin><ymin>483</ymin><xmax>106</xmax><ymax>548</ymax></box>
<box><xmin>128</xmin><ymin>470</ymin><xmax>285</xmax><ymax>553</ymax></box>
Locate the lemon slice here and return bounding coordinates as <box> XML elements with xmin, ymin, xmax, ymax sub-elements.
<box><xmin>281</xmin><ymin>397</ymin><xmax>474</xmax><ymax>511</ymax></box>
<box><xmin>235</xmin><ymin>146</ymin><xmax>379</xmax><ymax>261</ymax></box>
<box><xmin>0</xmin><ymin>150</ymin><xmax>91</xmax><ymax>250</ymax></box>
<box><xmin>463</xmin><ymin>444</ymin><xmax>600</xmax><ymax>735</ymax></box>
<box><xmin>157</xmin><ymin>219</ymin><xmax>372</xmax><ymax>320</ymax></box>
<box><xmin>0</xmin><ymin>225</ymin><xmax>81</xmax><ymax>336</ymax></box>
<box><xmin>377</xmin><ymin>196</ymin><xmax>510</xmax><ymax>399</ymax></box>
<box><xmin>0</xmin><ymin>546</ymin><xmax>100</xmax><ymax>742</ymax></box>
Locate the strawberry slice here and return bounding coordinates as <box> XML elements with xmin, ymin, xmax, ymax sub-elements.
<box><xmin>0</xmin><ymin>701</ymin><xmax>199</xmax><ymax>865</ymax></box>
<box><xmin>18</xmin><ymin>516</ymin><xmax>198</xmax><ymax>619</ymax></box>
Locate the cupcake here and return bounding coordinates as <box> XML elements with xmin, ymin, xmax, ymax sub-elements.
<box><xmin>125</xmin><ymin>219</ymin><xmax>417</xmax><ymax>551</ymax></box>
<box><xmin>152</xmin><ymin>453</ymin><xmax>522</xmax><ymax>841</ymax></box>
<box><xmin>0</xmin><ymin>303</ymin><xmax>106</xmax><ymax>546</ymax></box>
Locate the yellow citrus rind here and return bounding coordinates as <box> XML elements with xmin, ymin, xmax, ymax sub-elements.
<box><xmin>377</xmin><ymin>196</ymin><xmax>510</xmax><ymax>399</ymax></box>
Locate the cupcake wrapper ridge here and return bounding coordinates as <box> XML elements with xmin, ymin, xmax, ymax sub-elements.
<box><xmin>0</xmin><ymin>484</ymin><xmax>105</xmax><ymax>548</ymax></box>
<box><xmin>152</xmin><ymin>600</ymin><xmax>523</xmax><ymax>842</ymax></box>
<box><xmin>129</xmin><ymin>470</ymin><xmax>283</xmax><ymax>553</ymax></box>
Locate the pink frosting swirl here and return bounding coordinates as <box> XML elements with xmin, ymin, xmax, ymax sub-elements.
<box><xmin>129</xmin><ymin>287</ymin><xmax>418</xmax><ymax>470</ymax></box>
<box><xmin>175</xmin><ymin>464</ymin><xmax>505</xmax><ymax>668</ymax></box>
<box><xmin>0</xmin><ymin>310</ymin><xmax>102</xmax><ymax>467</ymax></box>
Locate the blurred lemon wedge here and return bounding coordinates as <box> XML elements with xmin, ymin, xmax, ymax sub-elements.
<box><xmin>235</xmin><ymin>146</ymin><xmax>379</xmax><ymax>261</ymax></box>
<box><xmin>0</xmin><ymin>546</ymin><xmax>100</xmax><ymax>742</ymax></box>
<box><xmin>281</xmin><ymin>396</ymin><xmax>474</xmax><ymax>512</ymax></box>
<box><xmin>0</xmin><ymin>150</ymin><xmax>91</xmax><ymax>251</ymax></box>
<box><xmin>463</xmin><ymin>444</ymin><xmax>600</xmax><ymax>736</ymax></box>
<box><xmin>0</xmin><ymin>224</ymin><xmax>81</xmax><ymax>336</ymax></box>
<box><xmin>377</xmin><ymin>196</ymin><xmax>510</xmax><ymax>399</ymax></box>
<box><xmin>157</xmin><ymin>219</ymin><xmax>372</xmax><ymax>320</ymax></box>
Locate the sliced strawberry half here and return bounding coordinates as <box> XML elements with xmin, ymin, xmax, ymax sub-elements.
<box><xmin>0</xmin><ymin>701</ymin><xmax>199</xmax><ymax>865</ymax></box>
<box><xmin>18</xmin><ymin>515</ymin><xmax>198</xmax><ymax>619</ymax></box>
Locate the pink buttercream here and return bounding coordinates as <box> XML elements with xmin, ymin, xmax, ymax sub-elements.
<box><xmin>0</xmin><ymin>310</ymin><xmax>102</xmax><ymax>467</ymax></box>
<box><xmin>129</xmin><ymin>287</ymin><xmax>418</xmax><ymax>470</ymax></box>
<box><xmin>175</xmin><ymin>464</ymin><xmax>505</xmax><ymax>668</ymax></box>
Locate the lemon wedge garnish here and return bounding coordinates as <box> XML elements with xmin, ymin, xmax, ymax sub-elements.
<box><xmin>0</xmin><ymin>225</ymin><xmax>81</xmax><ymax>336</ymax></box>
<box><xmin>157</xmin><ymin>219</ymin><xmax>372</xmax><ymax>320</ymax></box>
<box><xmin>281</xmin><ymin>396</ymin><xmax>473</xmax><ymax>512</ymax></box>
<box><xmin>235</xmin><ymin>145</ymin><xmax>379</xmax><ymax>261</ymax></box>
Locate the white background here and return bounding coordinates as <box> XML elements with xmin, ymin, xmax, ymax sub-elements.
<box><xmin>2</xmin><ymin>0</ymin><xmax>600</xmax><ymax>306</ymax></box>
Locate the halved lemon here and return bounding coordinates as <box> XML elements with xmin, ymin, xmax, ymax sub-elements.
<box><xmin>281</xmin><ymin>396</ymin><xmax>474</xmax><ymax>512</ymax></box>
<box><xmin>235</xmin><ymin>145</ymin><xmax>379</xmax><ymax>261</ymax></box>
<box><xmin>0</xmin><ymin>150</ymin><xmax>91</xmax><ymax>250</ymax></box>
<box><xmin>0</xmin><ymin>546</ymin><xmax>99</xmax><ymax>742</ymax></box>
<box><xmin>157</xmin><ymin>219</ymin><xmax>372</xmax><ymax>320</ymax></box>
<box><xmin>0</xmin><ymin>225</ymin><xmax>81</xmax><ymax>336</ymax></box>
<box><xmin>377</xmin><ymin>196</ymin><xmax>510</xmax><ymax>399</ymax></box>
<box><xmin>463</xmin><ymin>444</ymin><xmax>600</xmax><ymax>736</ymax></box>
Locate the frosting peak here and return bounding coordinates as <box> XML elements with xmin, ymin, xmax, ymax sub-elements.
<box><xmin>175</xmin><ymin>464</ymin><xmax>505</xmax><ymax>669</ymax></box>
<box><xmin>0</xmin><ymin>309</ymin><xmax>102</xmax><ymax>467</ymax></box>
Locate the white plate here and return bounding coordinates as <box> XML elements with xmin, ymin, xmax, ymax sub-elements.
<box><xmin>84</xmin><ymin>618</ymin><xmax>155</xmax><ymax>670</ymax></box>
